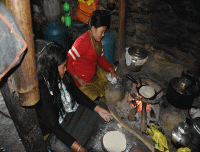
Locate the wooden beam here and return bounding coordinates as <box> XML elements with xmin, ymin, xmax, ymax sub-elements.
<box><xmin>116</xmin><ymin>0</ymin><xmax>126</xmax><ymax>61</ymax></box>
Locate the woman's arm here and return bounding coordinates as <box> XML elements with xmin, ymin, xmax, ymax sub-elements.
<box><xmin>36</xmin><ymin>81</ymin><xmax>77</xmax><ymax>148</ymax></box>
<box><xmin>67</xmin><ymin>37</ymin><xmax>88</xmax><ymax>87</ymax></box>
<box><xmin>98</xmin><ymin>48</ymin><xmax>119</xmax><ymax>79</ymax></box>
<box><xmin>98</xmin><ymin>49</ymin><xmax>112</xmax><ymax>71</ymax></box>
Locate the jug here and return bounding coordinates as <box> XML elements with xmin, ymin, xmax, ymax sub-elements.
<box><xmin>171</xmin><ymin>122</ymin><xmax>192</xmax><ymax>147</ymax></box>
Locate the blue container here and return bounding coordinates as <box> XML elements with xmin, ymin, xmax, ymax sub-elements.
<box><xmin>42</xmin><ymin>20</ymin><xmax>69</xmax><ymax>51</ymax></box>
<box><xmin>101</xmin><ymin>29</ymin><xmax>115</xmax><ymax>63</ymax></box>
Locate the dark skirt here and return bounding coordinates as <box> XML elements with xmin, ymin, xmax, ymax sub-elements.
<box><xmin>49</xmin><ymin>101</ymin><xmax>106</xmax><ymax>152</ymax></box>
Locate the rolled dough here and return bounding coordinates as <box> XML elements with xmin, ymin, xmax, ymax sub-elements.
<box><xmin>139</xmin><ymin>86</ymin><xmax>155</xmax><ymax>98</ymax></box>
<box><xmin>103</xmin><ymin>131</ymin><xmax>126</xmax><ymax>152</ymax></box>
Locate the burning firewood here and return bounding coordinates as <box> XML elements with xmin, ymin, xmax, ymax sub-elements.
<box><xmin>127</xmin><ymin>103</ymin><xmax>138</xmax><ymax>121</ymax></box>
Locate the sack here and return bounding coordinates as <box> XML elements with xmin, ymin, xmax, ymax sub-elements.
<box><xmin>73</xmin><ymin>0</ymin><xmax>98</xmax><ymax>24</ymax></box>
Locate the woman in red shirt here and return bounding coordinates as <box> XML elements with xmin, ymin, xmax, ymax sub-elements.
<box><xmin>67</xmin><ymin>10</ymin><xmax>119</xmax><ymax>101</ymax></box>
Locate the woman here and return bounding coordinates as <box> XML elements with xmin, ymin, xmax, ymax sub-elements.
<box><xmin>67</xmin><ymin>10</ymin><xmax>119</xmax><ymax>102</ymax></box>
<box><xmin>35</xmin><ymin>41</ymin><xmax>113</xmax><ymax>152</ymax></box>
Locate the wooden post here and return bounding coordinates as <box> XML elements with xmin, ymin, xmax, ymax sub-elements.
<box><xmin>116</xmin><ymin>0</ymin><xmax>126</xmax><ymax>61</ymax></box>
<box><xmin>1</xmin><ymin>0</ymin><xmax>48</xmax><ymax>151</ymax></box>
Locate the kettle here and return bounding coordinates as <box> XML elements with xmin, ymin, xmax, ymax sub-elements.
<box><xmin>171</xmin><ymin>122</ymin><xmax>192</xmax><ymax>147</ymax></box>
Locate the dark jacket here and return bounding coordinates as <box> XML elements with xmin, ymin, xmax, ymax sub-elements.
<box><xmin>35</xmin><ymin>71</ymin><xmax>97</xmax><ymax>148</ymax></box>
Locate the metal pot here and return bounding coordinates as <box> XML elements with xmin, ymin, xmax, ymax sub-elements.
<box><xmin>191</xmin><ymin>117</ymin><xmax>200</xmax><ymax>147</ymax></box>
<box><xmin>125</xmin><ymin>46</ymin><xmax>148</xmax><ymax>72</ymax></box>
<box><xmin>172</xmin><ymin>122</ymin><xmax>192</xmax><ymax>147</ymax></box>
<box><xmin>166</xmin><ymin>71</ymin><xmax>199</xmax><ymax>109</ymax></box>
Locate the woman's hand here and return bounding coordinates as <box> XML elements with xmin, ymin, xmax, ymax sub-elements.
<box><xmin>108</xmin><ymin>67</ymin><xmax>119</xmax><ymax>80</ymax></box>
<box><xmin>95</xmin><ymin>106</ymin><xmax>113</xmax><ymax>122</ymax></box>
<box><xmin>79</xmin><ymin>147</ymin><xmax>88</xmax><ymax>152</ymax></box>
<box><xmin>71</xmin><ymin>142</ymin><xmax>88</xmax><ymax>152</ymax></box>
<box><xmin>77</xmin><ymin>78</ymin><xmax>86</xmax><ymax>87</ymax></box>
<box><xmin>99</xmin><ymin>108</ymin><xmax>113</xmax><ymax>122</ymax></box>
<box><xmin>110</xmin><ymin>70</ymin><xmax>119</xmax><ymax>80</ymax></box>
<box><xmin>73</xmin><ymin>74</ymin><xmax>86</xmax><ymax>87</ymax></box>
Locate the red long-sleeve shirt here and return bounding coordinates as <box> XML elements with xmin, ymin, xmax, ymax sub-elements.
<box><xmin>67</xmin><ymin>30</ymin><xmax>111</xmax><ymax>87</ymax></box>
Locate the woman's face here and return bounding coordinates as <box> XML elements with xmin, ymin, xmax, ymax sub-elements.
<box><xmin>58</xmin><ymin>60</ymin><xmax>67</xmax><ymax>79</ymax></box>
<box><xmin>91</xmin><ymin>26</ymin><xmax>107</xmax><ymax>42</ymax></box>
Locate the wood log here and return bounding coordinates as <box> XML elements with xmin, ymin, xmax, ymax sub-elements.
<box><xmin>127</xmin><ymin>106</ymin><xmax>137</xmax><ymax>121</ymax></box>
<box><xmin>3</xmin><ymin>0</ymin><xmax>40</xmax><ymax>107</ymax></box>
<box><xmin>141</xmin><ymin>102</ymin><xmax>147</xmax><ymax>133</ymax></box>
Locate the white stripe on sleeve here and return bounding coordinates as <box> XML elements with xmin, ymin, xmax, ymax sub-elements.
<box><xmin>69</xmin><ymin>50</ymin><xmax>76</xmax><ymax>60</ymax></box>
<box><xmin>72</xmin><ymin>46</ymin><xmax>80</xmax><ymax>58</ymax></box>
<box><xmin>101</xmin><ymin>48</ymin><xmax>104</xmax><ymax>56</ymax></box>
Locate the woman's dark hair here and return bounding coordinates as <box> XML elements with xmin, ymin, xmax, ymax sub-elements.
<box><xmin>88</xmin><ymin>10</ymin><xmax>111</xmax><ymax>29</ymax></box>
<box><xmin>36</xmin><ymin>41</ymin><xmax>67</xmax><ymax>117</ymax></box>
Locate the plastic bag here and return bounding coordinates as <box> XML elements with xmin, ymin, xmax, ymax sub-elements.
<box><xmin>177</xmin><ymin>147</ymin><xmax>191</xmax><ymax>152</ymax></box>
<box><xmin>73</xmin><ymin>0</ymin><xmax>98</xmax><ymax>24</ymax></box>
<box><xmin>147</xmin><ymin>123</ymin><xmax>169</xmax><ymax>152</ymax></box>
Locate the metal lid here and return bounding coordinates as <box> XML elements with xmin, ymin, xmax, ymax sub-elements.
<box><xmin>193</xmin><ymin>117</ymin><xmax>200</xmax><ymax>134</ymax></box>
<box><xmin>128</xmin><ymin>46</ymin><xmax>148</xmax><ymax>59</ymax></box>
<box><xmin>178</xmin><ymin>122</ymin><xmax>191</xmax><ymax>134</ymax></box>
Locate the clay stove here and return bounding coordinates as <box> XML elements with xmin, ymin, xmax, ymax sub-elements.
<box><xmin>117</xmin><ymin>76</ymin><xmax>164</xmax><ymax>133</ymax></box>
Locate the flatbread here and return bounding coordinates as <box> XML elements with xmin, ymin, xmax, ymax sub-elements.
<box><xmin>139</xmin><ymin>86</ymin><xmax>155</xmax><ymax>98</ymax></box>
<box><xmin>103</xmin><ymin>131</ymin><xmax>126</xmax><ymax>152</ymax></box>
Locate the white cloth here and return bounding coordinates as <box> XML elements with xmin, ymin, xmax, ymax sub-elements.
<box><xmin>58</xmin><ymin>81</ymin><xmax>79</xmax><ymax>124</ymax></box>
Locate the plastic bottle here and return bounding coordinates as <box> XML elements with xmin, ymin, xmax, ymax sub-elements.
<box><xmin>61</xmin><ymin>0</ymin><xmax>71</xmax><ymax>27</ymax></box>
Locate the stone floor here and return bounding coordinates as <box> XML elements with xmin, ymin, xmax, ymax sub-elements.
<box><xmin>0</xmin><ymin>92</ymin><xmax>25</xmax><ymax>152</ymax></box>
<box><xmin>0</xmin><ymin>45</ymin><xmax>199</xmax><ymax>152</ymax></box>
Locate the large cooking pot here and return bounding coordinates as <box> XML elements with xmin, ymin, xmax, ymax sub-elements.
<box><xmin>166</xmin><ymin>71</ymin><xmax>199</xmax><ymax>109</ymax></box>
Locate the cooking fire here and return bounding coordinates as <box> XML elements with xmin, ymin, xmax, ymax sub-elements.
<box><xmin>117</xmin><ymin>76</ymin><xmax>164</xmax><ymax>133</ymax></box>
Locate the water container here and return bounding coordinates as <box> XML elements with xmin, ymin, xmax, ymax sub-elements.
<box><xmin>125</xmin><ymin>46</ymin><xmax>148</xmax><ymax>72</ymax></box>
<box><xmin>42</xmin><ymin>20</ymin><xmax>69</xmax><ymax>51</ymax></box>
<box><xmin>43</xmin><ymin>0</ymin><xmax>61</xmax><ymax>22</ymax></box>
<box><xmin>102</xmin><ymin>29</ymin><xmax>115</xmax><ymax>63</ymax></box>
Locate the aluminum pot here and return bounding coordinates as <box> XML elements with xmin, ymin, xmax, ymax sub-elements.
<box><xmin>171</xmin><ymin>122</ymin><xmax>192</xmax><ymax>147</ymax></box>
<box><xmin>191</xmin><ymin>117</ymin><xmax>200</xmax><ymax>147</ymax></box>
<box><xmin>125</xmin><ymin>46</ymin><xmax>148</xmax><ymax>72</ymax></box>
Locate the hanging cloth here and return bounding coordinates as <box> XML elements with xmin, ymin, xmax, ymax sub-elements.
<box><xmin>0</xmin><ymin>2</ymin><xmax>27</xmax><ymax>80</ymax></box>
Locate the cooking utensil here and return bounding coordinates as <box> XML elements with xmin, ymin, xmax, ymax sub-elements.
<box><xmin>166</xmin><ymin>70</ymin><xmax>199</xmax><ymax>109</ymax></box>
<box><xmin>171</xmin><ymin>122</ymin><xmax>192</xmax><ymax>147</ymax></box>
<box><xmin>126</xmin><ymin>74</ymin><xmax>163</xmax><ymax>100</ymax></box>
<box><xmin>125</xmin><ymin>46</ymin><xmax>148</xmax><ymax>72</ymax></box>
<box><xmin>188</xmin><ymin>106</ymin><xmax>200</xmax><ymax>119</ymax></box>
